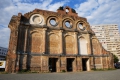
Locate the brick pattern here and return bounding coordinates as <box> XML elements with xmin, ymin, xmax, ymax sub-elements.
<box><xmin>95</xmin><ymin>57</ymin><xmax>101</xmax><ymax>64</ymax></box>
<box><xmin>92</xmin><ymin>39</ymin><xmax>101</xmax><ymax>55</ymax></box>
<box><xmin>48</xmin><ymin>34</ymin><xmax>60</xmax><ymax>54</ymax></box>
<box><xmin>30</xmin><ymin>33</ymin><xmax>42</xmax><ymax>53</ymax></box>
<box><xmin>29</xmin><ymin>56</ymin><xmax>41</xmax><ymax>71</ymax></box>
<box><xmin>65</xmin><ymin>36</ymin><xmax>75</xmax><ymax>54</ymax></box>
<box><xmin>19</xmin><ymin>55</ymin><xmax>27</xmax><ymax>70</ymax></box>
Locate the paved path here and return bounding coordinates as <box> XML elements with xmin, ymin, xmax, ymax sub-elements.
<box><xmin>0</xmin><ymin>69</ymin><xmax>120</xmax><ymax>80</ymax></box>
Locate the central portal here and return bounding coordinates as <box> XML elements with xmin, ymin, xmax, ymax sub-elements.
<box><xmin>49</xmin><ymin>58</ymin><xmax>58</xmax><ymax>72</ymax></box>
<box><xmin>67</xmin><ymin>58</ymin><xmax>74</xmax><ymax>72</ymax></box>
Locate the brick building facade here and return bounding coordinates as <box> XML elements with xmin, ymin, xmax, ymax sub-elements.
<box><xmin>5</xmin><ymin>6</ymin><xmax>114</xmax><ymax>73</ymax></box>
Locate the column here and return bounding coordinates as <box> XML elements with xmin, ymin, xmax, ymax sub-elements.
<box><xmin>24</xmin><ymin>27</ymin><xmax>28</xmax><ymax>53</ymax></box>
<box><xmin>59</xmin><ymin>30</ymin><xmax>63</xmax><ymax>54</ymax></box>
<box><xmin>43</xmin><ymin>28</ymin><xmax>47</xmax><ymax>53</ymax></box>
<box><xmin>74</xmin><ymin>32</ymin><xmax>78</xmax><ymax>55</ymax></box>
<box><xmin>87</xmin><ymin>34</ymin><xmax>92</xmax><ymax>55</ymax></box>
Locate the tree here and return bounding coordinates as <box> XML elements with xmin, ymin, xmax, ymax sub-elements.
<box><xmin>114</xmin><ymin>55</ymin><xmax>119</xmax><ymax>63</ymax></box>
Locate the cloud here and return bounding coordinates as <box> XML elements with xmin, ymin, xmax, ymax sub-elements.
<box><xmin>47</xmin><ymin>0</ymin><xmax>69</xmax><ymax>11</ymax></box>
<box><xmin>0</xmin><ymin>0</ymin><xmax>68</xmax><ymax>48</ymax></box>
<box><xmin>75</xmin><ymin>0</ymin><xmax>99</xmax><ymax>16</ymax></box>
<box><xmin>0</xmin><ymin>27</ymin><xmax>10</xmax><ymax>48</ymax></box>
<box><xmin>75</xmin><ymin>0</ymin><xmax>120</xmax><ymax>30</ymax></box>
<box><xmin>0</xmin><ymin>0</ymin><xmax>12</xmax><ymax>8</ymax></box>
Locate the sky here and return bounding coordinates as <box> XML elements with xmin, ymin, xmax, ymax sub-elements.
<box><xmin>0</xmin><ymin>0</ymin><xmax>120</xmax><ymax>48</ymax></box>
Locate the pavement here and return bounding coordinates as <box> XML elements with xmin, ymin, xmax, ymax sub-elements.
<box><xmin>0</xmin><ymin>69</ymin><xmax>120</xmax><ymax>80</ymax></box>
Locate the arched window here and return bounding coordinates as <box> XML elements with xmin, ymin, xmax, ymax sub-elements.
<box><xmin>48</xmin><ymin>34</ymin><xmax>60</xmax><ymax>54</ymax></box>
<box><xmin>65</xmin><ymin>35</ymin><xmax>75</xmax><ymax>54</ymax></box>
<box><xmin>30</xmin><ymin>32</ymin><xmax>42</xmax><ymax>53</ymax></box>
<box><xmin>79</xmin><ymin>37</ymin><xmax>88</xmax><ymax>55</ymax></box>
<box><xmin>92</xmin><ymin>39</ymin><xmax>101</xmax><ymax>55</ymax></box>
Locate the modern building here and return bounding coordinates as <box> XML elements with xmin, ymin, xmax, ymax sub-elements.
<box><xmin>91</xmin><ymin>24</ymin><xmax>120</xmax><ymax>61</ymax></box>
<box><xmin>5</xmin><ymin>6</ymin><xmax>114</xmax><ymax>73</ymax></box>
<box><xmin>0</xmin><ymin>47</ymin><xmax>8</xmax><ymax>60</ymax></box>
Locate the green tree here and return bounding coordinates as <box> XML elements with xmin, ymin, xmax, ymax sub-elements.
<box><xmin>114</xmin><ymin>55</ymin><xmax>119</xmax><ymax>63</ymax></box>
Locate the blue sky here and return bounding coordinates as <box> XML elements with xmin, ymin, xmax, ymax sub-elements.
<box><xmin>0</xmin><ymin>0</ymin><xmax>120</xmax><ymax>48</ymax></box>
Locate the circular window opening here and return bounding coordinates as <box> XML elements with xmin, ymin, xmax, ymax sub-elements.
<box><xmin>66</xmin><ymin>8</ymin><xmax>69</xmax><ymax>12</ymax></box>
<box><xmin>33</xmin><ymin>16</ymin><xmax>41</xmax><ymax>24</ymax></box>
<box><xmin>50</xmin><ymin>18</ymin><xmax>57</xmax><ymax>26</ymax></box>
<box><xmin>78</xmin><ymin>23</ymin><xmax>84</xmax><ymax>29</ymax></box>
<box><xmin>65</xmin><ymin>21</ymin><xmax>71</xmax><ymax>28</ymax></box>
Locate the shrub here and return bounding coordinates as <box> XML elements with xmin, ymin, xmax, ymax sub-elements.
<box><xmin>61</xmin><ymin>70</ymin><xmax>66</xmax><ymax>72</ymax></box>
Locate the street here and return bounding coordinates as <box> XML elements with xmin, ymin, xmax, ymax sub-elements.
<box><xmin>0</xmin><ymin>69</ymin><xmax>120</xmax><ymax>80</ymax></box>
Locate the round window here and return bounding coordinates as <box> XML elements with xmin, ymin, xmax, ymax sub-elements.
<box><xmin>50</xmin><ymin>18</ymin><xmax>57</xmax><ymax>26</ymax></box>
<box><xmin>78</xmin><ymin>23</ymin><xmax>83</xmax><ymax>29</ymax></box>
<box><xmin>66</xmin><ymin>8</ymin><xmax>69</xmax><ymax>12</ymax></box>
<box><xmin>32</xmin><ymin>16</ymin><xmax>41</xmax><ymax>24</ymax></box>
<box><xmin>65</xmin><ymin>21</ymin><xmax>71</xmax><ymax>28</ymax></box>
<box><xmin>30</xmin><ymin>14</ymin><xmax>44</xmax><ymax>25</ymax></box>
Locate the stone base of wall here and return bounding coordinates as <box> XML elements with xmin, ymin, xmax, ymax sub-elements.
<box><xmin>14</xmin><ymin>55</ymin><xmax>111</xmax><ymax>72</ymax></box>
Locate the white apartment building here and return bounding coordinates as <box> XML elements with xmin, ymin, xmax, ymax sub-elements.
<box><xmin>0</xmin><ymin>47</ymin><xmax>8</xmax><ymax>60</ymax></box>
<box><xmin>91</xmin><ymin>24</ymin><xmax>120</xmax><ymax>61</ymax></box>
